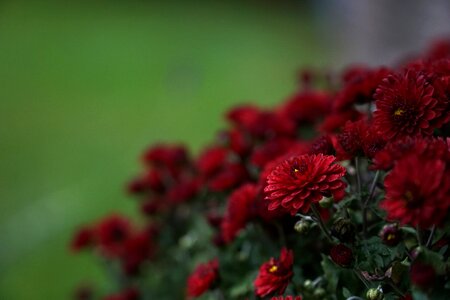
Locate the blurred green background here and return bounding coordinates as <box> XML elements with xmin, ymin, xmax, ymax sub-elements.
<box><xmin>0</xmin><ymin>0</ymin><xmax>326</xmax><ymax>299</ymax></box>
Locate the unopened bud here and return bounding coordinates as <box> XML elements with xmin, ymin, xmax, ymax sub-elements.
<box><xmin>331</xmin><ymin>218</ymin><xmax>355</xmax><ymax>243</ymax></box>
<box><xmin>319</xmin><ymin>196</ymin><xmax>333</xmax><ymax>208</ymax></box>
<box><xmin>294</xmin><ymin>219</ymin><xmax>311</xmax><ymax>234</ymax></box>
<box><xmin>366</xmin><ymin>287</ymin><xmax>384</xmax><ymax>300</ymax></box>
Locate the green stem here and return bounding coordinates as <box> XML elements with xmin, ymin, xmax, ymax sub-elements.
<box><xmin>275</xmin><ymin>221</ymin><xmax>286</xmax><ymax>247</ymax></box>
<box><xmin>311</xmin><ymin>203</ymin><xmax>333</xmax><ymax>242</ymax></box>
<box><xmin>362</xmin><ymin>170</ymin><xmax>380</xmax><ymax>237</ymax></box>
<box><xmin>353</xmin><ymin>269</ymin><xmax>370</xmax><ymax>288</ymax></box>
<box><xmin>354</xmin><ymin>157</ymin><xmax>362</xmax><ymax>202</ymax></box>
<box><xmin>416</xmin><ymin>226</ymin><xmax>423</xmax><ymax>247</ymax></box>
<box><xmin>426</xmin><ymin>225</ymin><xmax>436</xmax><ymax>248</ymax></box>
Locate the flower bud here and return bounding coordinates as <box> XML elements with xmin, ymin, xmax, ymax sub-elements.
<box><xmin>294</xmin><ymin>219</ymin><xmax>311</xmax><ymax>234</ymax></box>
<box><xmin>379</xmin><ymin>224</ymin><xmax>401</xmax><ymax>246</ymax></box>
<box><xmin>330</xmin><ymin>244</ymin><xmax>353</xmax><ymax>267</ymax></box>
<box><xmin>410</xmin><ymin>262</ymin><xmax>436</xmax><ymax>289</ymax></box>
<box><xmin>313</xmin><ymin>287</ymin><xmax>326</xmax><ymax>298</ymax></box>
<box><xmin>331</xmin><ymin>218</ymin><xmax>355</xmax><ymax>243</ymax></box>
<box><xmin>303</xmin><ymin>279</ymin><xmax>314</xmax><ymax>291</ymax></box>
<box><xmin>319</xmin><ymin>196</ymin><xmax>333</xmax><ymax>208</ymax></box>
<box><xmin>366</xmin><ymin>287</ymin><xmax>384</xmax><ymax>300</ymax></box>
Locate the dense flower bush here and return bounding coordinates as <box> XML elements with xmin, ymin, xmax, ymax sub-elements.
<box><xmin>71</xmin><ymin>39</ymin><xmax>450</xmax><ymax>300</ymax></box>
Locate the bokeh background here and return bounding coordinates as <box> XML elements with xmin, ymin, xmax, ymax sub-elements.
<box><xmin>1</xmin><ymin>0</ymin><xmax>449</xmax><ymax>299</ymax></box>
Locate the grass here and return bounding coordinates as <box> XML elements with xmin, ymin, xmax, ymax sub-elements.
<box><xmin>0</xmin><ymin>1</ymin><xmax>326</xmax><ymax>299</ymax></box>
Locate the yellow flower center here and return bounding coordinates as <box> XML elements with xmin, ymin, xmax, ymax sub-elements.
<box><xmin>405</xmin><ymin>191</ymin><xmax>413</xmax><ymax>202</ymax></box>
<box><xmin>394</xmin><ymin>109</ymin><xmax>404</xmax><ymax>116</ymax></box>
<box><xmin>387</xmin><ymin>233</ymin><xmax>396</xmax><ymax>241</ymax></box>
<box><xmin>269</xmin><ymin>265</ymin><xmax>278</xmax><ymax>273</ymax></box>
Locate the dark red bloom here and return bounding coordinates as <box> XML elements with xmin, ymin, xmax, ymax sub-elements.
<box><xmin>70</xmin><ymin>226</ymin><xmax>94</xmax><ymax>252</ymax></box>
<box><xmin>143</xmin><ymin>144</ymin><xmax>187</xmax><ymax>168</ymax></box>
<box><xmin>254</xmin><ymin>248</ymin><xmax>294</xmax><ymax>297</ymax></box>
<box><xmin>373</xmin><ymin>70</ymin><xmax>440</xmax><ymax>140</ymax></box>
<box><xmin>330</xmin><ymin>244</ymin><xmax>353</xmax><ymax>267</ymax></box>
<box><xmin>264</xmin><ymin>154</ymin><xmax>346</xmax><ymax>215</ymax></box>
<box><xmin>196</xmin><ymin>146</ymin><xmax>228</xmax><ymax>177</ymax></box>
<box><xmin>227</xmin><ymin>105</ymin><xmax>296</xmax><ymax>138</ymax></box>
<box><xmin>186</xmin><ymin>259</ymin><xmax>219</xmax><ymax>298</ymax></box>
<box><xmin>271</xmin><ymin>296</ymin><xmax>302</xmax><ymax>300</ymax></box>
<box><xmin>319</xmin><ymin>109</ymin><xmax>364</xmax><ymax>134</ymax></box>
<box><xmin>335</xmin><ymin>120</ymin><xmax>368</xmax><ymax>159</ymax></box>
<box><xmin>280</xmin><ymin>90</ymin><xmax>331</xmax><ymax>124</ymax></box>
<box><xmin>120</xmin><ymin>230</ymin><xmax>156</xmax><ymax>276</ymax></box>
<box><xmin>334</xmin><ymin>66</ymin><xmax>390</xmax><ymax>111</ymax></box>
<box><xmin>221</xmin><ymin>184</ymin><xmax>258</xmax><ymax>243</ymax></box>
<box><xmin>310</xmin><ymin>135</ymin><xmax>335</xmax><ymax>156</ymax></box>
<box><xmin>251</xmin><ymin>138</ymin><xmax>309</xmax><ymax>169</ymax></box>
<box><xmin>207</xmin><ymin>162</ymin><xmax>248</xmax><ymax>192</ymax></box>
<box><xmin>380</xmin><ymin>154</ymin><xmax>450</xmax><ymax>228</ymax></box>
<box><xmin>410</xmin><ymin>262</ymin><xmax>436</xmax><ymax>289</ymax></box>
<box><xmin>379</xmin><ymin>224</ymin><xmax>402</xmax><ymax>247</ymax></box>
<box><xmin>103</xmin><ymin>287</ymin><xmax>140</xmax><ymax>300</ymax></box>
<box><xmin>372</xmin><ymin>136</ymin><xmax>449</xmax><ymax>170</ymax></box>
<box><xmin>96</xmin><ymin>215</ymin><xmax>131</xmax><ymax>257</ymax></box>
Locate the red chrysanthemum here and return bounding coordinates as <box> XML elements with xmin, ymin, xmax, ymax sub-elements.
<box><xmin>373</xmin><ymin>70</ymin><xmax>440</xmax><ymax>140</ymax></box>
<box><xmin>372</xmin><ymin>136</ymin><xmax>448</xmax><ymax>170</ymax></box>
<box><xmin>271</xmin><ymin>296</ymin><xmax>302</xmax><ymax>300</ymax></box>
<box><xmin>96</xmin><ymin>215</ymin><xmax>132</xmax><ymax>257</ymax></box>
<box><xmin>280</xmin><ymin>90</ymin><xmax>331</xmax><ymax>124</ymax></box>
<box><xmin>334</xmin><ymin>66</ymin><xmax>391</xmax><ymax>111</ymax></box>
<box><xmin>330</xmin><ymin>244</ymin><xmax>353</xmax><ymax>267</ymax></box>
<box><xmin>120</xmin><ymin>230</ymin><xmax>156</xmax><ymax>276</ymax></box>
<box><xmin>103</xmin><ymin>287</ymin><xmax>140</xmax><ymax>300</ymax></box>
<box><xmin>380</xmin><ymin>154</ymin><xmax>450</xmax><ymax>228</ymax></box>
<box><xmin>264</xmin><ymin>154</ymin><xmax>346</xmax><ymax>215</ymax></box>
<box><xmin>410</xmin><ymin>262</ymin><xmax>436</xmax><ymax>289</ymax></box>
<box><xmin>254</xmin><ymin>248</ymin><xmax>294</xmax><ymax>297</ymax></box>
<box><xmin>310</xmin><ymin>135</ymin><xmax>335</xmax><ymax>156</ymax></box>
<box><xmin>221</xmin><ymin>184</ymin><xmax>258</xmax><ymax>243</ymax></box>
<box><xmin>335</xmin><ymin>120</ymin><xmax>368</xmax><ymax>159</ymax></box>
<box><xmin>186</xmin><ymin>259</ymin><xmax>219</xmax><ymax>298</ymax></box>
<box><xmin>70</xmin><ymin>226</ymin><xmax>94</xmax><ymax>252</ymax></box>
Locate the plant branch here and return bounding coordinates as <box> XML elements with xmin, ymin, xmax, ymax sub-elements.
<box><xmin>426</xmin><ymin>225</ymin><xmax>436</xmax><ymax>248</ymax></box>
<box><xmin>311</xmin><ymin>203</ymin><xmax>333</xmax><ymax>242</ymax></box>
<box><xmin>362</xmin><ymin>170</ymin><xmax>380</xmax><ymax>237</ymax></box>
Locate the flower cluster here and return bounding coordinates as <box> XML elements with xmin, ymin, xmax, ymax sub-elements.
<box><xmin>71</xmin><ymin>39</ymin><xmax>450</xmax><ymax>299</ymax></box>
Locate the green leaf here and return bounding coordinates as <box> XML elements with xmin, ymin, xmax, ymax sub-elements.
<box><xmin>321</xmin><ymin>254</ymin><xmax>340</xmax><ymax>294</ymax></box>
<box><xmin>342</xmin><ymin>287</ymin><xmax>351</xmax><ymax>298</ymax></box>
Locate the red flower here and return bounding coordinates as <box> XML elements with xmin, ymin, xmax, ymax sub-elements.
<box><xmin>372</xmin><ymin>136</ymin><xmax>448</xmax><ymax>170</ymax></box>
<box><xmin>280</xmin><ymin>90</ymin><xmax>331</xmax><ymax>124</ymax></box>
<box><xmin>186</xmin><ymin>259</ymin><xmax>219</xmax><ymax>298</ymax></box>
<box><xmin>310</xmin><ymin>135</ymin><xmax>335</xmax><ymax>156</ymax></box>
<box><xmin>330</xmin><ymin>244</ymin><xmax>353</xmax><ymax>267</ymax></box>
<box><xmin>319</xmin><ymin>109</ymin><xmax>364</xmax><ymax>134</ymax></box>
<box><xmin>120</xmin><ymin>230</ymin><xmax>156</xmax><ymax>276</ymax></box>
<box><xmin>221</xmin><ymin>184</ymin><xmax>258</xmax><ymax>243</ymax></box>
<box><xmin>271</xmin><ymin>296</ymin><xmax>302</xmax><ymax>300</ymax></box>
<box><xmin>379</xmin><ymin>224</ymin><xmax>402</xmax><ymax>247</ymax></box>
<box><xmin>336</xmin><ymin>120</ymin><xmax>368</xmax><ymax>159</ymax></box>
<box><xmin>197</xmin><ymin>146</ymin><xmax>228</xmax><ymax>177</ymax></box>
<box><xmin>103</xmin><ymin>287</ymin><xmax>140</xmax><ymax>300</ymax></box>
<box><xmin>96</xmin><ymin>215</ymin><xmax>132</xmax><ymax>257</ymax></box>
<box><xmin>410</xmin><ymin>262</ymin><xmax>436</xmax><ymax>289</ymax></box>
<box><xmin>373</xmin><ymin>70</ymin><xmax>439</xmax><ymax>140</ymax></box>
<box><xmin>254</xmin><ymin>248</ymin><xmax>294</xmax><ymax>297</ymax></box>
<box><xmin>264</xmin><ymin>154</ymin><xmax>346</xmax><ymax>215</ymax></box>
<box><xmin>380</xmin><ymin>154</ymin><xmax>450</xmax><ymax>228</ymax></box>
<box><xmin>334</xmin><ymin>66</ymin><xmax>390</xmax><ymax>111</ymax></box>
<box><xmin>70</xmin><ymin>226</ymin><xmax>94</xmax><ymax>252</ymax></box>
